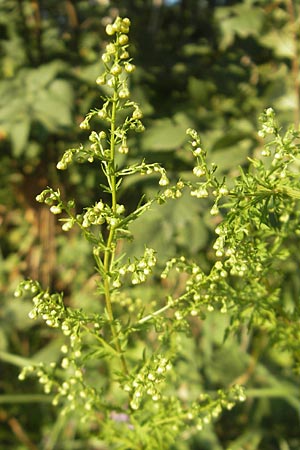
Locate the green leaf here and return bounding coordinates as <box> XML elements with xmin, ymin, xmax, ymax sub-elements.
<box><xmin>187</xmin><ymin>77</ymin><xmax>216</xmax><ymax>104</ymax></box>
<box><xmin>25</xmin><ymin>61</ymin><xmax>68</xmax><ymax>91</ymax></box>
<box><xmin>141</xmin><ymin>112</ymin><xmax>191</xmax><ymax>151</ymax></box>
<box><xmin>125</xmin><ymin>192</ymin><xmax>208</xmax><ymax>262</ymax></box>
<box><xmin>209</xmin><ymin>138</ymin><xmax>252</xmax><ymax>171</ymax></box>
<box><xmin>259</xmin><ymin>27</ymin><xmax>295</xmax><ymax>59</ymax></box>
<box><xmin>10</xmin><ymin>117</ymin><xmax>31</xmax><ymax>156</ymax></box>
<box><xmin>34</xmin><ymin>87</ymin><xmax>73</xmax><ymax>130</ymax></box>
<box><xmin>217</xmin><ymin>3</ymin><xmax>264</xmax><ymax>50</ymax></box>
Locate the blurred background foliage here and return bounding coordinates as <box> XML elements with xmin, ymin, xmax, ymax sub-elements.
<box><xmin>0</xmin><ymin>0</ymin><xmax>300</xmax><ymax>449</ymax></box>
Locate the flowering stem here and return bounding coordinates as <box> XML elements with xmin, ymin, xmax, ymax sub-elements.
<box><xmin>102</xmin><ymin>88</ymin><xmax>128</xmax><ymax>375</ymax></box>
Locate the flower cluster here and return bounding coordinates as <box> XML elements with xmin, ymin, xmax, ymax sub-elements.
<box><xmin>18</xmin><ymin>362</ymin><xmax>57</xmax><ymax>395</ymax></box>
<box><xmin>117</xmin><ymin>247</ymin><xmax>157</xmax><ymax>286</ymax></box>
<box><xmin>124</xmin><ymin>355</ymin><xmax>172</xmax><ymax>410</ymax></box>
<box><xmin>258</xmin><ymin>108</ymin><xmax>300</xmax><ymax>183</ymax></box>
<box><xmin>79</xmin><ymin>16</ymin><xmax>144</xmax><ymax>148</ymax></box>
<box><xmin>186</xmin><ymin>128</ymin><xmax>228</xmax><ymax>212</ymax></box>
<box><xmin>56</xmin><ymin>144</ymin><xmax>95</xmax><ymax>171</ymax></box>
<box><xmin>188</xmin><ymin>385</ymin><xmax>246</xmax><ymax>431</ymax></box>
<box><xmin>18</xmin><ymin>358</ymin><xmax>102</xmax><ymax>420</ymax></box>
<box><xmin>161</xmin><ymin>180</ymin><xmax>185</xmax><ymax>200</ymax></box>
<box><xmin>15</xmin><ymin>280</ymin><xmax>65</xmax><ymax>327</ymax></box>
<box><xmin>36</xmin><ymin>188</ymin><xmax>62</xmax><ymax>213</ymax></box>
<box><xmin>257</xmin><ymin>107</ymin><xmax>278</xmax><ymax>139</ymax></box>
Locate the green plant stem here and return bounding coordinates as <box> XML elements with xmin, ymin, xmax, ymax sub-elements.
<box><xmin>138</xmin><ymin>303</ymin><xmax>172</xmax><ymax>324</ymax></box>
<box><xmin>102</xmin><ymin>90</ymin><xmax>128</xmax><ymax>375</ymax></box>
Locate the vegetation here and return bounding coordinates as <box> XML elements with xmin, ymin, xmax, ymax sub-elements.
<box><xmin>1</xmin><ymin>1</ymin><xmax>300</xmax><ymax>449</ymax></box>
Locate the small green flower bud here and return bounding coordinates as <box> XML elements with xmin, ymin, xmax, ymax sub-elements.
<box><xmin>111</xmin><ymin>64</ymin><xmax>122</xmax><ymax>76</ymax></box>
<box><xmin>118</xmin><ymin>144</ymin><xmax>129</xmax><ymax>154</ymax></box>
<box><xmin>124</xmin><ymin>62</ymin><xmax>135</xmax><ymax>73</ymax></box>
<box><xmin>56</xmin><ymin>161</ymin><xmax>67</xmax><ymax>170</ymax></box>
<box><xmin>193</xmin><ymin>147</ymin><xmax>202</xmax><ymax>156</ymax></box>
<box><xmin>116</xmin><ymin>204</ymin><xmax>125</xmax><ymax>215</ymax></box>
<box><xmin>266</xmin><ymin>107</ymin><xmax>274</xmax><ymax>117</ymax></box>
<box><xmin>135</xmin><ymin>123</ymin><xmax>145</xmax><ymax>132</ymax></box>
<box><xmin>50</xmin><ymin>205</ymin><xmax>62</xmax><ymax>215</ymax></box>
<box><xmin>28</xmin><ymin>309</ymin><xmax>37</xmax><ymax>319</ymax></box>
<box><xmin>61</xmin><ymin>358</ymin><xmax>69</xmax><ymax>369</ymax></box>
<box><xmin>18</xmin><ymin>371</ymin><xmax>26</xmax><ymax>381</ymax></box>
<box><xmin>35</xmin><ymin>193</ymin><xmax>44</xmax><ymax>202</ymax></box>
<box><xmin>219</xmin><ymin>186</ymin><xmax>228</xmax><ymax>195</ymax></box>
<box><xmin>132</xmin><ymin>108</ymin><xmax>143</xmax><ymax>119</ymax></box>
<box><xmin>79</xmin><ymin>120</ymin><xmax>90</xmax><ymax>130</ymax></box>
<box><xmin>258</xmin><ymin>130</ymin><xmax>265</xmax><ymax>138</ymax></box>
<box><xmin>98</xmin><ymin>109</ymin><xmax>107</xmax><ymax>119</ymax></box>
<box><xmin>14</xmin><ymin>288</ymin><xmax>23</xmax><ymax>298</ymax></box>
<box><xmin>61</xmin><ymin>345</ymin><xmax>68</xmax><ymax>354</ymax></box>
<box><xmin>159</xmin><ymin>176</ymin><xmax>169</xmax><ymax>186</ymax></box>
<box><xmin>210</xmin><ymin>204</ymin><xmax>219</xmax><ymax>216</ymax></box>
<box><xmin>120</xmin><ymin>51</ymin><xmax>129</xmax><ymax>59</ymax></box>
<box><xmin>105</xmin><ymin>24</ymin><xmax>115</xmax><ymax>35</ymax></box>
<box><xmin>106</xmin><ymin>43</ymin><xmax>116</xmax><ymax>54</ymax></box>
<box><xmin>119</xmin><ymin>88</ymin><xmax>130</xmax><ymax>99</ymax></box>
<box><xmin>193</xmin><ymin>166</ymin><xmax>205</xmax><ymax>177</ymax></box>
<box><xmin>119</xmin><ymin>34</ymin><xmax>129</xmax><ymax>45</ymax></box>
<box><xmin>89</xmin><ymin>131</ymin><xmax>98</xmax><ymax>142</ymax></box>
<box><xmin>62</xmin><ymin>221</ymin><xmax>73</xmax><ymax>232</ymax></box>
<box><xmin>101</xmin><ymin>53</ymin><xmax>111</xmax><ymax>63</ymax></box>
<box><xmin>120</xmin><ymin>24</ymin><xmax>130</xmax><ymax>33</ymax></box>
<box><xmin>44</xmin><ymin>197</ymin><xmax>53</xmax><ymax>205</ymax></box>
<box><xmin>113</xmin><ymin>279</ymin><xmax>121</xmax><ymax>288</ymax></box>
<box><xmin>96</xmin><ymin>74</ymin><xmax>106</xmax><ymax>85</ymax></box>
<box><xmin>122</xmin><ymin>18</ymin><xmax>131</xmax><ymax>27</ymax></box>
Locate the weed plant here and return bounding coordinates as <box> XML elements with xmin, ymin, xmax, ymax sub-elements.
<box><xmin>15</xmin><ymin>16</ymin><xmax>300</xmax><ymax>449</ymax></box>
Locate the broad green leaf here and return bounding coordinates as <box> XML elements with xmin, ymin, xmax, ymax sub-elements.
<box><xmin>274</xmin><ymin>92</ymin><xmax>298</xmax><ymax>111</ymax></box>
<box><xmin>10</xmin><ymin>117</ymin><xmax>31</xmax><ymax>157</ymax></box>
<box><xmin>34</xmin><ymin>88</ymin><xmax>73</xmax><ymax>130</ymax></box>
<box><xmin>259</xmin><ymin>28</ymin><xmax>295</xmax><ymax>59</ymax></box>
<box><xmin>217</xmin><ymin>3</ymin><xmax>264</xmax><ymax>50</ymax></box>
<box><xmin>125</xmin><ymin>192</ymin><xmax>208</xmax><ymax>262</ymax></box>
<box><xmin>141</xmin><ymin>112</ymin><xmax>191</xmax><ymax>151</ymax></box>
<box><xmin>49</xmin><ymin>79</ymin><xmax>74</xmax><ymax>108</ymax></box>
<box><xmin>25</xmin><ymin>61</ymin><xmax>68</xmax><ymax>91</ymax></box>
<box><xmin>209</xmin><ymin>139</ymin><xmax>252</xmax><ymax>171</ymax></box>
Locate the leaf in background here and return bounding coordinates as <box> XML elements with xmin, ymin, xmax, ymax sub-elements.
<box><xmin>188</xmin><ymin>77</ymin><xmax>216</xmax><ymax>104</ymax></box>
<box><xmin>34</xmin><ymin>85</ymin><xmax>73</xmax><ymax>130</ymax></box>
<box><xmin>274</xmin><ymin>92</ymin><xmax>298</xmax><ymax>111</ymax></box>
<box><xmin>10</xmin><ymin>117</ymin><xmax>31</xmax><ymax>157</ymax></box>
<box><xmin>24</xmin><ymin>61</ymin><xmax>68</xmax><ymax>91</ymax></box>
<box><xmin>141</xmin><ymin>112</ymin><xmax>191</xmax><ymax>151</ymax></box>
<box><xmin>4</xmin><ymin>298</ymin><xmax>36</xmax><ymax>331</ymax></box>
<box><xmin>216</xmin><ymin>2</ymin><xmax>264</xmax><ymax>50</ymax></box>
<box><xmin>0</xmin><ymin>62</ymin><xmax>73</xmax><ymax>156</ymax></box>
<box><xmin>209</xmin><ymin>138</ymin><xmax>252</xmax><ymax>171</ymax></box>
<box><xmin>259</xmin><ymin>27</ymin><xmax>295</xmax><ymax>59</ymax></box>
<box><xmin>32</xmin><ymin>338</ymin><xmax>65</xmax><ymax>364</ymax></box>
<box><xmin>125</xmin><ymin>192</ymin><xmax>208</xmax><ymax>262</ymax></box>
